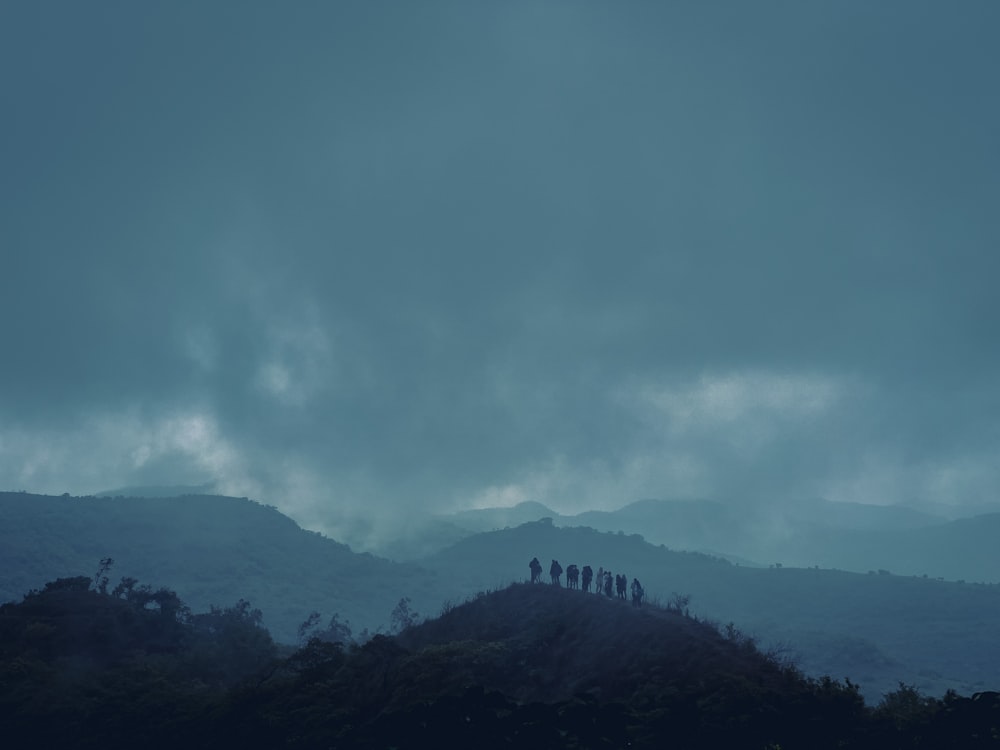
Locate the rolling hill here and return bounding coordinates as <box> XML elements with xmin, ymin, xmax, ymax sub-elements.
<box><xmin>0</xmin><ymin>491</ymin><xmax>439</xmax><ymax>642</ymax></box>
<box><xmin>409</xmin><ymin>497</ymin><xmax>1000</xmax><ymax>583</ymax></box>
<box><xmin>416</xmin><ymin>518</ymin><xmax>1000</xmax><ymax>700</ymax></box>
<box><xmin>5</xmin><ymin>491</ymin><xmax>1000</xmax><ymax>703</ymax></box>
<box><xmin>5</xmin><ymin>575</ymin><xmax>995</xmax><ymax>749</ymax></box>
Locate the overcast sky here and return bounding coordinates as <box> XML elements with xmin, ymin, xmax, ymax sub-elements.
<box><xmin>2</xmin><ymin>2</ymin><xmax>998</xmax><ymax>544</ymax></box>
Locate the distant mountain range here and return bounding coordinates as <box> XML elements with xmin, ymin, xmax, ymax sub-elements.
<box><xmin>381</xmin><ymin>497</ymin><xmax>1000</xmax><ymax>583</ymax></box>
<box><xmin>90</xmin><ymin>487</ymin><xmax>1000</xmax><ymax>582</ymax></box>
<box><xmin>4</xmin><ymin>490</ymin><xmax>1000</xmax><ymax>700</ymax></box>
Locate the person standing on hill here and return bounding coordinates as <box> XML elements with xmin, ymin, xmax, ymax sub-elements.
<box><xmin>631</xmin><ymin>578</ymin><xmax>644</xmax><ymax>608</ymax></box>
<box><xmin>550</xmin><ymin>559</ymin><xmax>563</xmax><ymax>586</ymax></box>
<box><xmin>529</xmin><ymin>557</ymin><xmax>542</xmax><ymax>583</ymax></box>
<box><xmin>581</xmin><ymin>565</ymin><xmax>593</xmax><ymax>592</ymax></box>
<box><xmin>566</xmin><ymin>564</ymin><xmax>579</xmax><ymax>589</ymax></box>
<box><xmin>604</xmin><ymin>571</ymin><xmax>613</xmax><ymax>597</ymax></box>
<box><xmin>595</xmin><ymin>567</ymin><xmax>604</xmax><ymax>594</ymax></box>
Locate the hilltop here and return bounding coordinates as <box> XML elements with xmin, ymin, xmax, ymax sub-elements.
<box><xmin>417</xmin><ymin>519</ymin><xmax>1000</xmax><ymax>700</ymax></box>
<box><xmin>396</xmin><ymin>582</ymin><xmax>789</xmax><ymax>705</ymax></box>
<box><xmin>5</xmin><ymin>573</ymin><xmax>997</xmax><ymax>749</ymax></box>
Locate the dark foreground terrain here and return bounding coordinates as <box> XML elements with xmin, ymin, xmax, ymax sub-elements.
<box><xmin>5</xmin><ymin>492</ymin><xmax>1000</xmax><ymax>700</ymax></box>
<box><xmin>1</xmin><ymin>573</ymin><xmax>998</xmax><ymax>749</ymax></box>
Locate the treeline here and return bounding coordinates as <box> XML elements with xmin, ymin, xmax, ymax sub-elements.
<box><xmin>1</xmin><ymin>572</ymin><xmax>998</xmax><ymax>749</ymax></box>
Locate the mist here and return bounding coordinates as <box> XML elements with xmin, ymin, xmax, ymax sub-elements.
<box><xmin>2</xmin><ymin>1</ymin><xmax>999</xmax><ymax>549</ymax></box>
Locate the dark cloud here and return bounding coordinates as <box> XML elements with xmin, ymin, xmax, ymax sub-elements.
<box><xmin>2</xmin><ymin>2</ymin><xmax>998</xmax><ymax>547</ymax></box>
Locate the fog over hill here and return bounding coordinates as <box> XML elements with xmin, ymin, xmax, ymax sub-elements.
<box><xmin>401</xmin><ymin>498</ymin><xmax>1000</xmax><ymax>584</ymax></box>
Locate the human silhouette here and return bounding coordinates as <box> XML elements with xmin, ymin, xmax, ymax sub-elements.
<box><xmin>550</xmin><ymin>559</ymin><xmax>563</xmax><ymax>586</ymax></box>
<box><xmin>581</xmin><ymin>565</ymin><xmax>593</xmax><ymax>592</ymax></box>
<box><xmin>566</xmin><ymin>564</ymin><xmax>579</xmax><ymax>589</ymax></box>
<box><xmin>631</xmin><ymin>578</ymin><xmax>644</xmax><ymax>608</ymax></box>
<box><xmin>595</xmin><ymin>567</ymin><xmax>604</xmax><ymax>594</ymax></box>
<box><xmin>616</xmin><ymin>574</ymin><xmax>627</xmax><ymax>600</ymax></box>
<box><xmin>529</xmin><ymin>557</ymin><xmax>542</xmax><ymax>584</ymax></box>
<box><xmin>604</xmin><ymin>571</ymin><xmax>613</xmax><ymax>597</ymax></box>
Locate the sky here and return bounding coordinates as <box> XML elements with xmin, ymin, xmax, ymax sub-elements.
<box><xmin>2</xmin><ymin>1</ymin><xmax>998</xmax><ymax>547</ymax></box>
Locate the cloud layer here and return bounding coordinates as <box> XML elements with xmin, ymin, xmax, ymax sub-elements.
<box><xmin>2</xmin><ymin>2</ymin><xmax>998</xmax><ymax>545</ymax></box>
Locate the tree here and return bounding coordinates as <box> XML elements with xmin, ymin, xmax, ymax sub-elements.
<box><xmin>150</xmin><ymin>587</ymin><xmax>189</xmax><ymax>622</ymax></box>
<box><xmin>296</xmin><ymin>610</ymin><xmax>353</xmax><ymax>645</ymax></box>
<box><xmin>297</xmin><ymin>611</ymin><xmax>322</xmax><ymax>645</ymax></box>
<box><xmin>390</xmin><ymin>597</ymin><xmax>419</xmax><ymax>634</ymax></box>
<box><xmin>188</xmin><ymin>599</ymin><xmax>276</xmax><ymax>686</ymax></box>
<box><xmin>42</xmin><ymin>575</ymin><xmax>92</xmax><ymax>593</ymax></box>
<box><xmin>111</xmin><ymin>576</ymin><xmax>139</xmax><ymax>599</ymax></box>
<box><xmin>875</xmin><ymin>682</ymin><xmax>938</xmax><ymax>731</ymax></box>
<box><xmin>93</xmin><ymin>557</ymin><xmax>114</xmax><ymax>594</ymax></box>
<box><xmin>323</xmin><ymin>613</ymin><xmax>354</xmax><ymax>645</ymax></box>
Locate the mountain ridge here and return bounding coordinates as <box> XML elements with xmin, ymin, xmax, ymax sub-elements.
<box><xmin>415</xmin><ymin>497</ymin><xmax>1000</xmax><ymax>582</ymax></box>
<box><xmin>5</xmin><ymin>491</ymin><xmax>1000</xmax><ymax>701</ymax></box>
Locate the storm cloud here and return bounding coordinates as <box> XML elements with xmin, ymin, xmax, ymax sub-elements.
<box><xmin>2</xmin><ymin>2</ymin><xmax>998</xmax><ymax>547</ymax></box>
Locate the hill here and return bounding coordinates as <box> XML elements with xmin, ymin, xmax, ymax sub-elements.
<box><xmin>6</xmin><ymin>492</ymin><xmax>1000</xmax><ymax>703</ymax></box>
<box><xmin>416</xmin><ymin>519</ymin><xmax>1000</xmax><ymax>700</ymax></box>
<box><xmin>449</xmin><ymin>499</ymin><xmax>561</xmax><ymax>531</ymax></box>
<box><xmin>376</xmin><ymin>500</ymin><xmax>560</xmax><ymax>561</ymax></box>
<box><xmin>396</xmin><ymin>582</ymin><xmax>788</xmax><ymax>704</ymax></box>
<box><xmin>409</xmin><ymin>497</ymin><xmax>1000</xmax><ymax>583</ymax></box>
<box><xmin>5</xmin><ymin>575</ymin><xmax>997</xmax><ymax>749</ymax></box>
<box><xmin>0</xmin><ymin>491</ymin><xmax>440</xmax><ymax>643</ymax></box>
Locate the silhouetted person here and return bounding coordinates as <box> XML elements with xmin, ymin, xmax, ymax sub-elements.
<box><xmin>529</xmin><ymin>557</ymin><xmax>542</xmax><ymax>584</ymax></box>
<box><xmin>566</xmin><ymin>564</ymin><xmax>579</xmax><ymax>589</ymax></box>
<box><xmin>581</xmin><ymin>565</ymin><xmax>593</xmax><ymax>592</ymax></box>
<box><xmin>595</xmin><ymin>567</ymin><xmax>604</xmax><ymax>594</ymax></box>
<box><xmin>550</xmin><ymin>559</ymin><xmax>563</xmax><ymax>586</ymax></box>
<box><xmin>604</xmin><ymin>571</ymin><xmax>613</xmax><ymax>597</ymax></box>
<box><xmin>631</xmin><ymin>578</ymin><xmax>644</xmax><ymax>608</ymax></box>
<box><xmin>616</xmin><ymin>574</ymin><xmax>627</xmax><ymax>600</ymax></box>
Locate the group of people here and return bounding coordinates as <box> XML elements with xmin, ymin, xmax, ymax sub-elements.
<box><xmin>528</xmin><ymin>557</ymin><xmax>644</xmax><ymax>607</ymax></box>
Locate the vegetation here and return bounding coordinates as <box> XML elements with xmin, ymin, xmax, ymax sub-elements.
<box><xmin>0</xmin><ymin>571</ymin><xmax>277</xmax><ymax>748</ymax></box>
<box><xmin>0</xmin><ymin>491</ymin><xmax>439</xmax><ymax>642</ymax></box>
<box><xmin>2</xmin><ymin>570</ymin><xmax>998</xmax><ymax>749</ymax></box>
<box><xmin>420</xmin><ymin>518</ymin><xmax>1000</xmax><ymax>699</ymax></box>
<box><xmin>5</xmin><ymin>492</ymin><xmax>1000</xmax><ymax>701</ymax></box>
